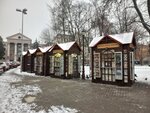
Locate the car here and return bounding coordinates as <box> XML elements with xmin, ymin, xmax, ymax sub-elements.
<box><xmin>6</xmin><ymin>61</ymin><xmax>13</xmax><ymax>69</ymax></box>
<box><xmin>0</xmin><ymin>62</ymin><xmax>6</xmax><ymax>73</ymax></box>
<box><xmin>0</xmin><ymin>62</ymin><xmax>10</xmax><ymax>71</ymax></box>
<box><xmin>11</xmin><ymin>61</ymin><xmax>20</xmax><ymax>68</ymax></box>
<box><xmin>0</xmin><ymin>68</ymin><xmax>3</xmax><ymax>74</ymax></box>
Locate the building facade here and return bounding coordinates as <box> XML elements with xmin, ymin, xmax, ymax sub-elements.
<box><xmin>6</xmin><ymin>33</ymin><xmax>32</xmax><ymax>61</ymax></box>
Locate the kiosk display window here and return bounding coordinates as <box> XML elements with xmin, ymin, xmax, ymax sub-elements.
<box><xmin>54</xmin><ymin>53</ymin><xmax>64</xmax><ymax>76</ymax></box>
<box><xmin>68</xmin><ymin>54</ymin><xmax>78</xmax><ymax>75</ymax></box>
<box><xmin>34</xmin><ymin>57</ymin><xmax>36</xmax><ymax>72</ymax></box>
<box><xmin>36</xmin><ymin>56</ymin><xmax>43</xmax><ymax>73</ymax></box>
<box><xmin>49</xmin><ymin>56</ymin><xmax>54</xmax><ymax>73</ymax></box>
<box><xmin>73</xmin><ymin>57</ymin><xmax>78</xmax><ymax>75</ymax></box>
<box><xmin>115</xmin><ymin>52</ymin><xmax>122</xmax><ymax>80</ymax></box>
<box><xmin>94</xmin><ymin>52</ymin><xmax>100</xmax><ymax>78</ymax></box>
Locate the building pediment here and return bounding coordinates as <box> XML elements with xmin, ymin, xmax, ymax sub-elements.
<box><xmin>6</xmin><ymin>33</ymin><xmax>32</xmax><ymax>41</ymax></box>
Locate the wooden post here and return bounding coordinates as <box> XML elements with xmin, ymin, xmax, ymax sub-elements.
<box><xmin>31</xmin><ymin>55</ymin><xmax>34</xmax><ymax>73</ymax></box>
<box><xmin>127</xmin><ymin>46</ymin><xmax>131</xmax><ymax>84</ymax></box>
<box><xmin>42</xmin><ymin>54</ymin><xmax>45</xmax><ymax>76</ymax></box>
<box><xmin>91</xmin><ymin>48</ymin><xmax>94</xmax><ymax>81</ymax></box>
<box><xmin>122</xmin><ymin>45</ymin><xmax>124</xmax><ymax>84</ymax></box>
<box><xmin>64</xmin><ymin>51</ymin><xmax>67</xmax><ymax>78</ymax></box>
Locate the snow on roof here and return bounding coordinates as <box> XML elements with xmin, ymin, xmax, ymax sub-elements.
<box><xmin>57</xmin><ymin>41</ymin><xmax>75</xmax><ymax>51</ymax></box>
<box><xmin>109</xmin><ymin>32</ymin><xmax>134</xmax><ymax>44</ymax></box>
<box><xmin>89</xmin><ymin>36</ymin><xmax>103</xmax><ymax>47</ymax></box>
<box><xmin>28</xmin><ymin>49</ymin><xmax>36</xmax><ymax>54</ymax></box>
<box><xmin>89</xmin><ymin>32</ymin><xmax>134</xmax><ymax>47</ymax></box>
<box><xmin>22</xmin><ymin>51</ymin><xmax>27</xmax><ymax>56</ymax></box>
<box><xmin>39</xmin><ymin>46</ymin><xmax>52</xmax><ymax>53</ymax></box>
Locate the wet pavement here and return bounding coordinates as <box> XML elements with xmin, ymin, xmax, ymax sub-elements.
<box><xmin>12</xmin><ymin>74</ymin><xmax>150</xmax><ymax>113</ymax></box>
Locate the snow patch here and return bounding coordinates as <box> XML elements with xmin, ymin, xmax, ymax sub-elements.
<box><xmin>14</xmin><ymin>66</ymin><xmax>36</xmax><ymax>76</ymax></box>
<box><xmin>48</xmin><ymin>105</ymin><xmax>78</xmax><ymax>113</ymax></box>
<box><xmin>135</xmin><ymin>65</ymin><xmax>150</xmax><ymax>85</ymax></box>
<box><xmin>0</xmin><ymin>68</ymin><xmax>78</xmax><ymax>113</ymax></box>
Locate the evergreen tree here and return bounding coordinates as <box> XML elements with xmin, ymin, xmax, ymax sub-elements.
<box><xmin>32</xmin><ymin>39</ymin><xmax>39</xmax><ymax>49</ymax></box>
<box><xmin>0</xmin><ymin>36</ymin><xmax>5</xmax><ymax>59</ymax></box>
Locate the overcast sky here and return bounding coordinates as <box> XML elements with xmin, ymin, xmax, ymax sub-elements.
<box><xmin>0</xmin><ymin>0</ymin><xmax>51</xmax><ymax>42</ymax></box>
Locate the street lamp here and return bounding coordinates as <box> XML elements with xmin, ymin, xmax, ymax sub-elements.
<box><xmin>16</xmin><ymin>8</ymin><xmax>27</xmax><ymax>35</ymax></box>
<box><xmin>16</xmin><ymin>8</ymin><xmax>27</xmax><ymax>72</ymax></box>
<box><xmin>81</xmin><ymin>30</ymin><xmax>86</xmax><ymax>80</ymax></box>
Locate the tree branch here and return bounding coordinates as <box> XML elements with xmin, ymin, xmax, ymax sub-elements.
<box><xmin>132</xmin><ymin>0</ymin><xmax>150</xmax><ymax>34</ymax></box>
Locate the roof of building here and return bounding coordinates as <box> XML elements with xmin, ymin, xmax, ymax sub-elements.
<box><xmin>28</xmin><ymin>49</ymin><xmax>36</xmax><ymax>54</ymax></box>
<box><xmin>6</xmin><ymin>33</ymin><xmax>32</xmax><ymax>41</ymax></box>
<box><xmin>22</xmin><ymin>51</ymin><xmax>27</xmax><ymax>56</ymax></box>
<box><xmin>57</xmin><ymin>41</ymin><xmax>76</xmax><ymax>51</ymax></box>
<box><xmin>39</xmin><ymin>46</ymin><xmax>52</xmax><ymax>53</ymax></box>
<box><xmin>89</xmin><ymin>32</ymin><xmax>134</xmax><ymax>47</ymax></box>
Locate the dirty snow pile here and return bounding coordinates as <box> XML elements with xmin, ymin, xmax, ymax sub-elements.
<box><xmin>0</xmin><ymin>68</ymin><xmax>78</xmax><ymax>113</ymax></box>
<box><xmin>14</xmin><ymin>66</ymin><xmax>36</xmax><ymax>76</ymax></box>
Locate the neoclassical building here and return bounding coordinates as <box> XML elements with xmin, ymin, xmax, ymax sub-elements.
<box><xmin>6</xmin><ymin>33</ymin><xmax>32</xmax><ymax>61</ymax></box>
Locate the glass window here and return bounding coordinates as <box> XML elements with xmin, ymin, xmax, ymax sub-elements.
<box><xmin>115</xmin><ymin>52</ymin><xmax>122</xmax><ymax>80</ymax></box>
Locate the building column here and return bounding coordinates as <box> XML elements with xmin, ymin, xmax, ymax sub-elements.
<box><xmin>22</xmin><ymin>43</ymin><xmax>24</xmax><ymax>52</ymax></box>
<box><xmin>14</xmin><ymin>43</ymin><xmax>17</xmax><ymax>61</ymax></box>
<box><xmin>7</xmin><ymin>43</ymin><xmax>10</xmax><ymax>60</ymax></box>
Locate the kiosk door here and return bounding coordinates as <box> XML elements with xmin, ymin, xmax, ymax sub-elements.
<box><xmin>101</xmin><ymin>50</ymin><xmax>115</xmax><ymax>82</ymax></box>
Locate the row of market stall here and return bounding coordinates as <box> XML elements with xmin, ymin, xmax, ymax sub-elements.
<box><xmin>22</xmin><ymin>41</ymin><xmax>81</xmax><ymax>79</ymax></box>
<box><xmin>22</xmin><ymin>32</ymin><xmax>136</xmax><ymax>86</ymax></box>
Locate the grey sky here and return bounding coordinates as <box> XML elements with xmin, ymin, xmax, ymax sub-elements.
<box><xmin>0</xmin><ymin>0</ymin><xmax>51</xmax><ymax>42</ymax></box>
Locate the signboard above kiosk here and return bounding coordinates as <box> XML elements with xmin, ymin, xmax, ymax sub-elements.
<box><xmin>97</xmin><ymin>43</ymin><xmax>120</xmax><ymax>49</ymax></box>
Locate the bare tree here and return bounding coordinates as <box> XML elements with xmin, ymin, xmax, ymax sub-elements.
<box><xmin>49</xmin><ymin>0</ymin><xmax>93</xmax><ymax>46</ymax></box>
<box><xmin>39</xmin><ymin>28</ymin><xmax>52</xmax><ymax>46</ymax></box>
<box><xmin>148</xmin><ymin>0</ymin><xmax>150</xmax><ymax>17</ymax></box>
<box><xmin>49</xmin><ymin>0</ymin><xmax>71</xmax><ymax>39</ymax></box>
<box><xmin>132</xmin><ymin>0</ymin><xmax>150</xmax><ymax>33</ymax></box>
<box><xmin>132</xmin><ymin>0</ymin><xmax>150</xmax><ymax>54</ymax></box>
<box><xmin>91</xmin><ymin>0</ymin><xmax>113</xmax><ymax>35</ymax></box>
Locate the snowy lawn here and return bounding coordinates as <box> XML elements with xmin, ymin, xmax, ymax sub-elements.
<box><xmin>82</xmin><ymin>65</ymin><xmax>150</xmax><ymax>85</ymax></box>
<box><xmin>0</xmin><ymin>68</ymin><xmax>78</xmax><ymax>113</ymax></box>
<box><xmin>135</xmin><ymin>65</ymin><xmax>150</xmax><ymax>85</ymax></box>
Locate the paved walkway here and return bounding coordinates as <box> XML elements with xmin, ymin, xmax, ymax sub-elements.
<box><xmin>11</xmin><ymin>73</ymin><xmax>150</xmax><ymax>113</ymax></box>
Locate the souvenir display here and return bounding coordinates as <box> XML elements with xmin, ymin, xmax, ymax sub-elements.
<box><xmin>94</xmin><ymin>53</ymin><xmax>100</xmax><ymax>78</ymax></box>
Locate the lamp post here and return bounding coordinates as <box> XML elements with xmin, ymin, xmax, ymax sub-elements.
<box><xmin>81</xmin><ymin>30</ymin><xmax>85</xmax><ymax>80</ymax></box>
<box><xmin>16</xmin><ymin>8</ymin><xmax>27</xmax><ymax>35</ymax></box>
<box><xmin>16</xmin><ymin>8</ymin><xmax>27</xmax><ymax>72</ymax></box>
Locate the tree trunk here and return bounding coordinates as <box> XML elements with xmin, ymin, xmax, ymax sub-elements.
<box><xmin>148</xmin><ymin>0</ymin><xmax>150</xmax><ymax>17</ymax></box>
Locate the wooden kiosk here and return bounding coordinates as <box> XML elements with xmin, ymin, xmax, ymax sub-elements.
<box><xmin>22</xmin><ymin>51</ymin><xmax>28</xmax><ymax>72</ymax></box>
<box><xmin>22</xmin><ymin>49</ymin><xmax>36</xmax><ymax>73</ymax></box>
<box><xmin>34</xmin><ymin>46</ymin><xmax>52</xmax><ymax>76</ymax></box>
<box><xmin>48</xmin><ymin>41</ymin><xmax>81</xmax><ymax>79</ymax></box>
<box><xmin>89</xmin><ymin>32</ymin><xmax>136</xmax><ymax>86</ymax></box>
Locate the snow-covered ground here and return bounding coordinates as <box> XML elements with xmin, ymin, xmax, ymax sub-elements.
<box><xmin>0</xmin><ymin>68</ymin><xmax>78</xmax><ymax>113</ymax></box>
<box><xmin>135</xmin><ymin>65</ymin><xmax>150</xmax><ymax>85</ymax></box>
<box><xmin>0</xmin><ymin>65</ymin><xmax>149</xmax><ymax>113</ymax></box>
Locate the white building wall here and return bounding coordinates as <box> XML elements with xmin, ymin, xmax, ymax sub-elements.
<box><xmin>5</xmin><ymin>33</ymin><xmax>32</xmax><ymax>61</ymax></box>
